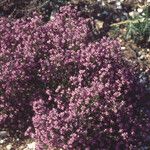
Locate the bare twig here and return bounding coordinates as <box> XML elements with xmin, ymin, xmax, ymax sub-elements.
<box><xmin>110</xmin><ymin>18</ymin><xmax>150</xmax><ymax>27</ymax></box>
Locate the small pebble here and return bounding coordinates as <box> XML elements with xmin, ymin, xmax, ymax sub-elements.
<box><xmin>27</xmin><ymin>142</ymin><xmax>36</xmax><ymax>150</ymax></box>
<box><xmin>121</xmin><ymin>47</ymin><xmax>126</xmax><ymax>50</ymax></box>
<box><xmin>116</xmin><ymin>1</ymin><xmax>121</xmax><ymax>6</ymax></box>
<box><xmin>6</xmin><ymin>144</ymin><xmax>12</xmax><ymax>150</ymax></box>
<box><xmin>0</xmin><ymin>139</ymin><xmax>5</xmax><ymax>144</ymax></box>
<box><xmin>138</xmin><ymin>51</ymin><xmax>142</xmax><ymax>56</ymax></box>
<box><xmin>139</xmin><ymin>55</ymin><xmax>144</xmax><ymax>60</ymax></box>
<box><xmin>19</xmin><ymin>145</ymin><xmax>26</xmax><ymax>149</ymax></box>
<box><xmin>146</xmin><ymin>54</ymin><xmax>150</xmax><ymax>58</ymax></box>
<box><xmin>137</xmin><ymin>8</ymin><xmax>143</xmax><ymax>13</ymax></box>
<box><xmin>129</xmin><ymin>11</ymin><xmax>138</xmax><ymax>18</ymax></box>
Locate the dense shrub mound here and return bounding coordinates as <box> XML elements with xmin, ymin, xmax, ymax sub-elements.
<box><xmin>0</xmin><ymin>5</ymin><xmax>92</xmax><ymax>137</ymax></box>
<box><xmin>0</xmin><ymin>5</ymin><xmax>149</xmax><ymax>150</ymax></box>
<box><xmin>30</xmin><ymin>38</ymin><xmax>150</xmax><ymax>150</ymax></box>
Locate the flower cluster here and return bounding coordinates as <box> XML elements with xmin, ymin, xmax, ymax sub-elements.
<box><xmin>30</xmin><ymin>38</ymin><xmax>150</xmax><ymax>149</ymax></box>
<box><xmin>0</xmin><ymin>5</ymin><xmax>92</xmax><ymax>137</ymax></box>
<box><xmin>0</xmin><ymin>5</ymin><xmax>149</xmax><ymax>150</ymax></box>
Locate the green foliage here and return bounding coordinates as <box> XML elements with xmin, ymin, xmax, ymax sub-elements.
<box><xmin>125</xmin><ymin>5</ymin><xmax>150</xmax><ymax>44</ymax></box>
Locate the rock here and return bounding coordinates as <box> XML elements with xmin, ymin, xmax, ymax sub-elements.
<box><xmin>95</xmin><ymin>20</ymin><xmax>104</xmax><ymax>30</ymax></box>
<box><xmin>129</xmin><ymin>11</ymin><xmax>139</xmax><ymax>18</ymax></box>
<box><xmin>6</xmin><ymin>144</ymin><xmax>12</xmax><ymax>150</ymax></box>
<box><xmin>137</xmin><ymin>8</ymin><xmax>143</xmax><ymax>13</ymax></box>
<box><xmin>139</xmin><ymin>55</ymin><xmax>144</xmax><ymax>60</ymax></box>
<box><xmin>121</xmin><ymin>46</ymin><xmax>126</xmax><ymax>50</ymax></box>
<box><xmin>0</xmin><ymin>139</ymin><xmax>5</xmax><ymax>144</ymax></box>
<box><xmin>28</xmin><ymin>142</ymin><xmax>35</xmax><ymax>149</ymax></box>
<box><xmin>24</xmin><ymin>142</ymin><xmax>36</xmax><ymax>150</ymax></box>
<box><xmin>19</xmin><ymin>145</ymin><xmax>26</xmax><ymax>150</ymax></box>
<box><xmin>0</xmin><ymin>131</ymin><xmax>8</xmax><ymax>138</ymax></box>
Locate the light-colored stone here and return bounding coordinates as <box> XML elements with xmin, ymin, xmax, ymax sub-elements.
<box><xmin>6</xmin><ymin>144</ymin><xmax>12</xmax><ymax>150</ymax></box>
<box><xmin>139</xmin><ymin>55</ymin><xmax>144</xmax><ymax>60</ymax></box>
<box><xmin>26</xmin><ymin>142</ymin><xmax>36</xmax><ymax>150</ymax></box>
<box><xmin>137</xmin><ymin>8</ymin><xmax>143</xmax><ymax>13</ymax></box>
<box><xmin>0</xmin><ymin>139</ymin><xmax>5</xmax><ymax>144</ymax></box>
<box><xmin>121</xmin><ymin>46</ymin><xmax>126</xmax><ymax>50</ymax></box>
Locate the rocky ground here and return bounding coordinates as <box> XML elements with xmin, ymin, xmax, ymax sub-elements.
<box><xmin>0</xmin><ymin>131</ymin><xmax>35</xmax><ymax>150</ymax></box>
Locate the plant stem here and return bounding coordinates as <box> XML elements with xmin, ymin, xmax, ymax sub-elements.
<box><xmin>110</xmin><ymin>18</ymin><xmax>150</xmax><ymax>27</ymax></box>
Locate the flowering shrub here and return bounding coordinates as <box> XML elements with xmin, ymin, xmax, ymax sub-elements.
<box><xmin>0</xmin><ymin>5</ymin><xmax>149</xmax><ymax>149</ymax></box>
<box><xmin>0</xmin><ymin>5</ymin><xmax>92</xmax><ymax>137</ymax></box>
<box><xmin>28</xmin><ymin>38</ymin><xmax>150</xmax><ymax>150</ymax></box>
<box><xmin>0</xmin><ymin>14</ymin><xmax>43</xmax><ymax>136</ymax></box>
